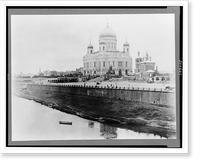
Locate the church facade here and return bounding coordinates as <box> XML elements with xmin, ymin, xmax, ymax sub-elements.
<box><xmin>83</xmin><ymin>24</ymin><xmax>132</xmax><ymax>76</ymax></box>
<box><xmin>134</xmin><ymin>51</ymin><xmax>156</xmax><ymax>80</ymax></box>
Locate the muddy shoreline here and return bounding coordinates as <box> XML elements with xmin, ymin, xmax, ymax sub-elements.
<box><xmin>15</xmin><ymin>87</ymin><xmax>176</xmax><ymax>133</ymax></box>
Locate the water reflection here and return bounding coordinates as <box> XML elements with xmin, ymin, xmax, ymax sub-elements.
<box><xmin>12</xmin><ymin>96</ymin><xmax>176</xmax><ymax>141</ymax></box>
<box><xmin>87</xmin><ymin>120</ymin><xmax>175</xmax><ymax>139</ymax></box>
<box><xmin>87</xmin><ymin>119</ymin><xmax>176</xmax><ymax>139</ymax></box>
<box><xmin>100</xmin><ymin>124</ymin><xmax>117</xmax><ymax>139</ymax></box>
<box><xmin>88</xmin><ymin>121</ymin><xmax>118</xmax><ymax>140</ymax></box>
<box><xmin>100</xmin><ymin>124</ymin><xmax>176</xmax><ymax>139</ymax></box>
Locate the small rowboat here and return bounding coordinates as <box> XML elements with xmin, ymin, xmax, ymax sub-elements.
<box><xmin>59</xmin><ymin>121</ymin><xmax>72</xmax><ymax>125</ymax></box>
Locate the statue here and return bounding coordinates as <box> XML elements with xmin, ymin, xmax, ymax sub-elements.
<box><xmin>107</xmin><ymin>65</ymin><xmax>115</xmax><ymax>74</ymax></box>
<box><xmin>104</xmin><ymin>65</ymin><xmax>117</xmax><ymax>80</ymax></box>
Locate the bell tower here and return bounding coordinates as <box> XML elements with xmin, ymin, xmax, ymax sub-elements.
<box><xmin>87</xmin><ymin>39</ymin><xmax>93</xmax><ymax>54</ymax></box>
<box><xmin>123</xmin><ymin>38</ymin><xmax>130</xmax><ymax>53</ymax></box>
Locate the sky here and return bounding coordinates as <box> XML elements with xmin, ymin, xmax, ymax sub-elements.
<box><xmin>11</xmin><ymin>14</ymin><xmax>175</xmax><ymax>75</ymax></box>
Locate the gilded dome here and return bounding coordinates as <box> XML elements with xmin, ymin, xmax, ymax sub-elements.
<box><xmin>99</xmin><ymin>25</ymin><xmax>116</xmax><ymax>38</ymax></box>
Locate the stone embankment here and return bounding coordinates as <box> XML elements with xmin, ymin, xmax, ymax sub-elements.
<box><xmin>27</xmin><ymin>84</ymin><xmax>175</xmax><ymax>107</ymax></box>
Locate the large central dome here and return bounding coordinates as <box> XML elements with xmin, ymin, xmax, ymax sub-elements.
<box><xmin>99</xmin><ymin>25</ymin><xmax>116</xmax><ymax>38</ymax></box>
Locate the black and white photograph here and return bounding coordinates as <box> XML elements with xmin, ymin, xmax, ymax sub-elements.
<box><xmin>12</xmin><ymin>13</ymin><xmax>176</xmax><ymax>140</ymax></box>
<box><xmin>2</xmin><ymin>3</ymin><xmax>188</xmax><ymax>151</ymax></box>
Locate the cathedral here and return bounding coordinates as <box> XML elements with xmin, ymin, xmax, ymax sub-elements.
<box><xmin>134</xmin><ymin>51</ymin><xmax>156</xmax><ymax>80</ymax></box>
<box><xmin>83</xmin><ymin>24</ymin><xmax>133</xmax><ymax>76</ymax></box>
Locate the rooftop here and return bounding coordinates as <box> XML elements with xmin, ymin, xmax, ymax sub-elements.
<box><xmin>140</xmin><ymin>60</ymin><xmax>155</xmax><ymax>64</ymax></box>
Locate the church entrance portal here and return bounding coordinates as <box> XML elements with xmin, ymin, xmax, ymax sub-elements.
<box><xmin>125</xmin><ymin>70</ymin><xmax>128</xmax><ymax>75</ymax></box>
<box><xmin>119</xmin><ymin>69</ymin><xmax>122</xmax><ymax>76</ymax></box>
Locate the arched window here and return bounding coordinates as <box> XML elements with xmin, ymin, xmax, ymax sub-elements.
<box><xmin>90</xmin><ymin>50</ymin><xmax>92</xmax><ymax>53</ymax></box>
<box><xmin>103</xmin><ymin>46</ymin><xmax>105</xmax><ymax>51</ymax></box>
<box><xmin>127</xmin><ymin>48</ymin><xmax>129</xmax><ymax>52</ymax></box>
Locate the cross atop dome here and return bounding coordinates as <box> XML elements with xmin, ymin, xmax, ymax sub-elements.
<box><xmin>145</xmin><ymin>47</ymin><xmax>149</xmax><ymax>56</ymax></box>
<box><xmin>138</xmin><ymin>50</ymin><xmax>140</xmax><ymax>57</ymax></box>
<box><xmin>123</xmin><ymin>37</ymin><xmax>129</xmax><ymax>46</ymax></box>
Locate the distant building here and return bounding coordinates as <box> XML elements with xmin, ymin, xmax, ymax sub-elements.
<box><xmin>49</xmin><ymin>70</ymin><xmax>57</xmax><ymax>76</ymax></box>
<box><xmin>18</xmin><ymin>72</ymin><xmax>31</xmax><ymax>78</ymax></box>
<box><xmin>37</xmin><ymin>68</ymin><xmax>42</xmax><ymax>76</ymax></box>
<box><xmin>65</xmin><ymin>70</ymin><xmax>71</xmax><ymax>75</ymax></box>
<box><xmin>83</xmin><ymin>24</ymin><xmax>132</xmax><ymax>76</ymax></box>
<box><xmin>134</xmin><ymin>51</ymin><xmax>156</xmax><ymax>80</ymax></box>
<box><xmin>43</xmin><ymin>70</ymin><xmax>51</xmax><ymax>76</ymax></box>
<box><xmin>69</xmin><ymin>71</ymin><xmax>76</xmax><ymax>74</ymax></box>
<box><xmin>36</xmin><ymin>68</ymin><xmax>44</xmax><ymax>77</ymax></box>
<box><xmin>57</xmin><ymin>71</ymin><xmax>65</xmax><ymax>76</ymax></box>
<box><xmin>76</xmin><ymin>67</ymin><xmax>84</xmax><ymax>74</ymax></box>
<box><xmin>150</xmin><ymin>71</ymin><xmax>175</xmax><ymax>83</ymax></box>
<box><xmin>38</xmin><ymin>72</ymin><xmax>44</xmax><ymax>77</ymax></box>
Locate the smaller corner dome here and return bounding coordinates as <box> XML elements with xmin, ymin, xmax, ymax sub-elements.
<box><xmin>123</xmin><ymin>40</ymin><xmax>129</xmax><ymax>46</ymax></box>
<box><xmin>87</xmin><ymin>43</ymin><xmax>93</xmax><ymax>48</ymax></box>
<box><xmin>88</xmin><ymin>45</ymin><xmax>93</xmax><ymax>48</ymax></box>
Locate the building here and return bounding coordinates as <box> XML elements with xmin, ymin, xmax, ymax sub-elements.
<box><xmin>134</xmin><ymin>51</ymin><xmax>156</xmax><ymax>80</ymax></box>
<box><xmin>57</xmin><ymin>71</ymin><xmax>65</xmax><ymax>76</ymax></box>
<box><xmin>37</xmin><ymin>68</ymin><xmax>42</xmax><ymax>76</ymax></box>
<box><xmin>83</xmin><ymin>24</ymin><xmax>132</xmax><ymax>76</ymax></box>
<box><xmin>43</xmin><ymin>70</ymin><xmax>51</xmax><ymax>76</ymax></box>
<box><xmin>49</xmin><ymin>70</ymin><xmax>57</xmax><ymax>76</ymax></box>
<box><xmin>76</xmin><ymin>67</ymin><xmax>84</xmax><ymax>74</ymax></box>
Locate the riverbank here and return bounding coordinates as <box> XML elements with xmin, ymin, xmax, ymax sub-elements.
<box><xmin>15</xmin><ymin>86</ymin><xmax>176</xmax><ymax>132</ymax></box>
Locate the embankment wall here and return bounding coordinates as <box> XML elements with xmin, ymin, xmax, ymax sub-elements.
<box><xmin>27</xmin><ymin>84</ymin><xmax>175</xmax><ymax>107</ymax></box>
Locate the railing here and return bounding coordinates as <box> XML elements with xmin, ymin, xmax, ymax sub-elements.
<box><xmin>29</xmin><ymin>83</ymin><xmax>175</xmax><ymax>93</ymax></box>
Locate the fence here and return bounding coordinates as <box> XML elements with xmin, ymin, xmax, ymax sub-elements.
<box><xmin>27</xmin><ymin>84</ymin><xmax>175</xmax><ymax>107</ymax></box>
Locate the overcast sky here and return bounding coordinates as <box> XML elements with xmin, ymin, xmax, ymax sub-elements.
<box><xmin>11</xmin><ymin>14</ymin><xmax>175</xmax><ymax>75</ymax></box>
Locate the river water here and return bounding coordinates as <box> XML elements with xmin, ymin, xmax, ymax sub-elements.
<box><xmin>12</xmin><ymin>96</ymin><xmax>175</xmax><ymax>141</ymax></box>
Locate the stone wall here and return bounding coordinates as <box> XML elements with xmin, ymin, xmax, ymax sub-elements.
<box><xmin>27</xmin><ymin>84</ymin><xmax>175</xmax><ymax>107</ymax></box>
